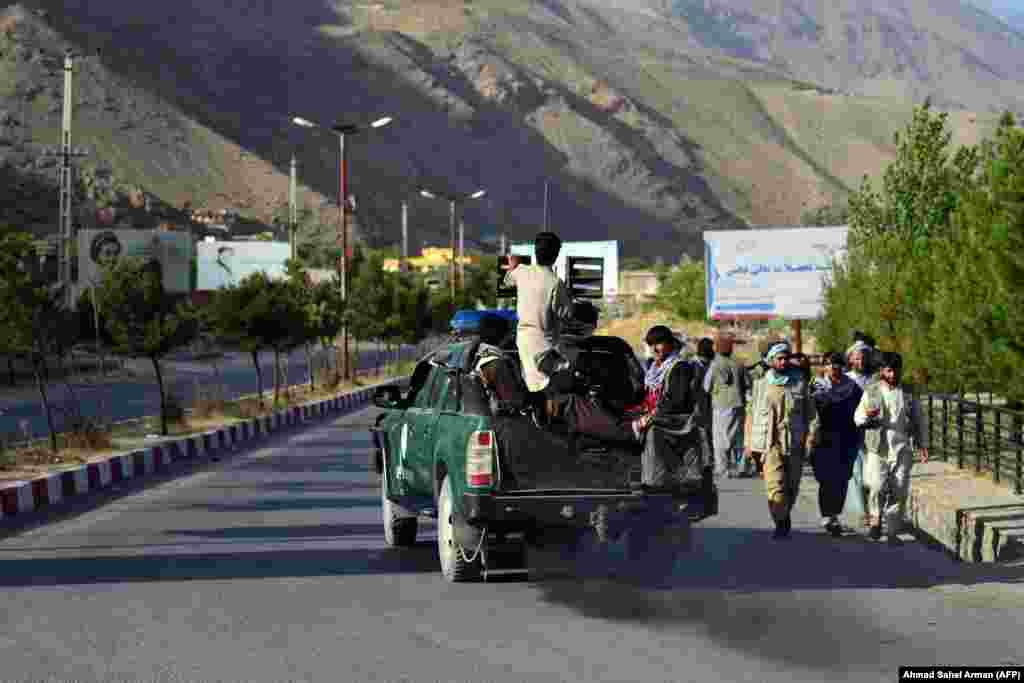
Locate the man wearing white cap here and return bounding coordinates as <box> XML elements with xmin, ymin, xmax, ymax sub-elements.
<box><xmin>845</xmin><ymin>334</ymin><xmax>876</xmax><ymax>528</ymax></box>
<box><xmin>749</xmin><ymin>341</ymin><xmax>817</xmax><ymax>539</ymax></box>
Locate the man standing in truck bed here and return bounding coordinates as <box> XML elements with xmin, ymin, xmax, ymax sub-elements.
<box><xmin>502</xmin><ymin>232</ymin><xmax>576</xmax><ymax>400</ymax></box>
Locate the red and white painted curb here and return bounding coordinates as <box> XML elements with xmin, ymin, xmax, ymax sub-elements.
<box><xmin>0</xmin><ymin>378</ymin><xmax>407</xmax><ymax>522</ymax></box>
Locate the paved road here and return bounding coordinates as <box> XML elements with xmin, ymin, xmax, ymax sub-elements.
<box><xmin>1</xmin><ymin>406</ymin><xmax>1021</xmax><ymax>682</ymax></box>
<box><xmin>0</xmin><ymin>342</ymin><xmax>428</xmax><ymax>440</ymax></box>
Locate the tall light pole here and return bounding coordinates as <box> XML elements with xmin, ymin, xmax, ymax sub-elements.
<box><xmin>289</xmin><ymin>154</ymin><xmax>298</xmax><ymax>260</ymax></box>
<box><xmin>401</xmin><ymin>200</ymin><xmax>409</xmax><ymax>273</ymax></box>
<box><xmin>292</xmin><ymin>114</ymin><xmax>393</xmax><ymax>381</ymax></box>
<box><xmin>418</xmin><ymin>187</ymin><xmax>486</xmax><ymax>301</ymax></box>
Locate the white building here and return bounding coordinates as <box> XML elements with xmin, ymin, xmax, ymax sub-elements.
<box><xmin>510</xmin><ymin>240</ymin><xmax>619</xmax><ymax>299</ymax></box>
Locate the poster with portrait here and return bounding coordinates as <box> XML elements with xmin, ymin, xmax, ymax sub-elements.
<box><xmin>78</xmin><ymin>229</ymin><xmax>193</xmax><ymax>294</ymax></box>
<box><xmin>196</xmin><ymin>240</ymin><xmax>291</xmax><ymax>290</ymax></box>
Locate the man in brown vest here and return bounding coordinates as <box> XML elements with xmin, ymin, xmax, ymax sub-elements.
<box><xmin>703</xmin><ymin>331</ymin><xmax>749</xmax><ymax>479</ymax></box>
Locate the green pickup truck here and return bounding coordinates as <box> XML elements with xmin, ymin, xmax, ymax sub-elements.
<box><xmin>371</xmin><ymin>335</ymin><xmax>718</xmax><ymax>582</ymax></box>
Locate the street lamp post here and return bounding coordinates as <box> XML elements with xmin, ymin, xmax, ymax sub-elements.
<box><xmin>292</xmin><ymin>114</ymin><xmax>393</xmax><ymax>381</ymax></box>
<box><xmin>418</xmin><ymin>187</ymin><xmax>486</xmax><ymax>301</ymax></box>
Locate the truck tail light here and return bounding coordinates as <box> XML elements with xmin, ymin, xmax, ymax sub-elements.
<box><xmin>466</xmin><ymin>430</ymin><xmax>495</xmax><ymax>488</ymax></box>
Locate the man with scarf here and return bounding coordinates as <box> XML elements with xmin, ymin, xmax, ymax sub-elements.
<box><xmin>748</xmin><ymin>341</ymin><xmax>817</xmax><ymax>539</ymax></box>
<box><xmin>703</xmin><ymin>331</ymin><xmax>749</xmax><ymax>479</ymax></box>
<box><xmin>854</xmin><ymin>351</ymin><xmax>929</xmax><ymax>545</ymax></box>
<box><xmin>744</xmin><ymin>336</ymin><xmax>779</xmax><ymax>478</ymax></box>
<box><xmin>474</xmin><ymin>314</ymin><xmax>529</xmax><ymax>414</ymax></box>
<box><xmin>810</xmin><ymin>352</ymin><xmax>863</xmax><ymax>537</ymax></box>
<box><xmin>634</xmin><ymin>325</ymin><xmax>703</xmax><ymax>490</ymax></box>
<box><xmin>845</xmin><ymin>335</ymin><xmax>876</xmax><ymax>527</ymax></box>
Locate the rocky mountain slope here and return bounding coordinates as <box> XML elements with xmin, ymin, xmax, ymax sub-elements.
<box><xmin>0</xmin><ymin>5</ymin><xmax>332</xmax><ymax>239</ymax></box>
<box><xmin>5</xmin><ymin>0</ymin><xmax>1019</xmax><ymax>258</ymax></box>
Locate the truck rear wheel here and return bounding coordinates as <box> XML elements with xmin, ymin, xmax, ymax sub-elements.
<box><xmin>381</xmin><ymin>454</ymin><xmax>417</xmax><ymax>547</ymax></box>
<box><xmin>438</xmin><ymin>475</ymin><xmax>481</xmax><ymax>582</ymax></box>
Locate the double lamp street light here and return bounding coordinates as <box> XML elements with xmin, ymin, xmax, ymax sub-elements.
<box><xmin>291</xmin><ymin>114</ymin><xmax>394</xmax><ymax>381</ymax></box>
<box><xmin>417</xmin><ymin>187</ymin><xmax>486</xmax><ymax>301</ymax></box>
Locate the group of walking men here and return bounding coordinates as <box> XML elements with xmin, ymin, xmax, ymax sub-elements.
<box><xmin>496</xmin><ymin>230</ymin><xmax>930</xmax><ymax>543</ymax></box>
<box><xmin>648</xmin><ymin>329</ymin><xmax>930</xmax><ymax>542</ymax></box>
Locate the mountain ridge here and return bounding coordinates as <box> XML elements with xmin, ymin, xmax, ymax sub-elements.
<box><xmin>2</xmin><ymin>0</ymin><xmax>1017</xmax><ymax>259</ymax></box>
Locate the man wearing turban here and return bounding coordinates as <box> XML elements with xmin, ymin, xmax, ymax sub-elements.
<box><xmin>744</xmin><ymin>336</ymin><xmax>782</xmax><ymax>477</ymax></box>
<box><xmin>748</xmin><ymin>341</ymin><xmax>818</xmax><ymax>539</ymax></box>
<box><xmin>845</xmin><ymin>333</ymin><xmax>877</xmax><ymax>528</ymax></box>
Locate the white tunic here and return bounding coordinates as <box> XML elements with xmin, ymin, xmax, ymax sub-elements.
<box><xmin>503</xmin><ymin>263</ymin><xmax>574</xmax><ymax>392</ymax></box>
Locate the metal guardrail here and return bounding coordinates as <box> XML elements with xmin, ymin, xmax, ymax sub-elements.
<box><xmin>925</xmin><ymin>392</ymin><xmax>1024</xmax><ymax>495</ymax></box>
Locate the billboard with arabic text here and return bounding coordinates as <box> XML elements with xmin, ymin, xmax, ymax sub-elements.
<box><xmin>704</xmin><ymin>227</ymin><xmax>848</xmax><ymax>320</ymax></box>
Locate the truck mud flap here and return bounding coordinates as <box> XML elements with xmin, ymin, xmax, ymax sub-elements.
<box><xmin>482</xmin><ymin>532</ymin><xmax>529</xmax><ymax>582</ymax></box>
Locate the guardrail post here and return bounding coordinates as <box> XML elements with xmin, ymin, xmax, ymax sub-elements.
<box><xmin>927</xmin><ymin>394</ymin><xmax>934</xmax><ymax>459</ymax></box>
<box><xmin>974</xmin><ymin>405</ymin><xmax>983</xmax><ymax>475</ymax></box>
<box><xmin>957</xmin><ymin>402</ymin><xmax>965</xmax><ymax>470</ymax></box>
<box><xmin>994</xmin><ymin>409</ymin><xmax>1002</xmax><ymax>485</ymax></box>
<box><xmin>976</xmin><ymin>407</ymin><xmax>984</xmax><ymax>474</ymax></box>
<box><xmin>942</xmin><ymin>396</ymin><xmax>949</xmax><ymax>462</ymax></box>
<box><xmin>1015</xmin><ymin>412</ymin><xmax>1023</xmax><ymax>495</ymax></box>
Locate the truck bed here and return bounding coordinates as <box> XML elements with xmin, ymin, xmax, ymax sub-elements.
<box><xmin>491</xmin><ymin>414</ymin><xmax>644</xmax><ymax>491</ymax></box>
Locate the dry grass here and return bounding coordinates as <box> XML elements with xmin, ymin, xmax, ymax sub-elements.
<box><xmin>598</xmin><ymin>311</ymin><xmax>819</xmax><ymax>366</ymax></box>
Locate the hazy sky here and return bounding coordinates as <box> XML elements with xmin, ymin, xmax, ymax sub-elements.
<box><xmin>971</xmin><ymin>0</ymin><xmax>1024</xmax><ymax>14</ymax></box>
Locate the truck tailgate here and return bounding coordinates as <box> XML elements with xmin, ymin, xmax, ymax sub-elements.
<box><xmin>491</xmin><ymin>415</ymin><xmax>642</xmax><ymax>491</ymax></box>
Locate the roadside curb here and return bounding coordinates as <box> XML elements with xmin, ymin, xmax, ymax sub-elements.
<box><xmin>0</xmin><ymin>377</ymin><xmax>408</xmax><ymax>522</ymax></box>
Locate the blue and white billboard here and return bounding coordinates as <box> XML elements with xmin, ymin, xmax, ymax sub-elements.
<box><xmin>704</xmin><ymin>227</ymin><xmax>848</xmax><ymax>320</ymax></box>
<box><xmin>197</xmin><ymin>241</ymin><xmax>291</xmax><ymax>290</ymax></box>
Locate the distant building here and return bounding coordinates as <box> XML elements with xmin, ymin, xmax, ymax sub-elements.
<box><xmin>619</xmin><ymin>270</ymin><xmax>660</xmax><ymax>301</ymax></box>
<box><xmin>382</xmin><ymin>246</ymin><xmax>479</xmax><ymax>273</ymax></box>
<box><xmin>510</xmin><ymin>240</ymin><xmax>619</xmax><ymax>300</ymax></box>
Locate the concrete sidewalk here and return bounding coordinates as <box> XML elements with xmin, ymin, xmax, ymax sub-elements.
<box><xmin>792</xmin><ymin>459</ymin><xmax>1024</xmax><ymax>564</ymax></box>
<box><xmin>903</xmin><ymin>460</ymin><xmax>1024</xmax><ymax>563</ymax></box>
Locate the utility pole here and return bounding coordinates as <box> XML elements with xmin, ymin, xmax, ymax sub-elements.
<box><xmin>458</xmin><ymin>218</ymin><xmax>465</xmax><ymax>293</ymax></box>
<box><xmin>449</xmin><ymin>199</ymin><xmax>457</xmax><ymax>302</ymax></box>
<box><xmin>401</xmin><ymin>200</ymin><xmax>409</xmax><ymax>273</ymax></box>
<box><xmin>289</xmin><ymin>154</ymin><xmax>297</xmax><ymax>261</ymax></box>
<box><xmin>499</xmin><ymin>232</ymin><xmax>507</xmax><ymax>256</ymax></box>
<box><xmin>338</xmin><ymin>132</ymin><xmax>350</xmax><ymax>381</ymax></box>
<box><xmin>543</xmin><ymin>180</ymin><xmax>549</xmax><ymax>232</ymax></box>
<box><xmin>55</xmin><ymin>51</ymin><xmax>89</xmax><ymax>307</ymax></box>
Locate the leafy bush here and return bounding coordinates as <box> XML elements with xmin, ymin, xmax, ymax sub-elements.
<box><xmin>650</xmin><ymin>260</ymin><xmax>707</xmax><ymax>321</ymax></box>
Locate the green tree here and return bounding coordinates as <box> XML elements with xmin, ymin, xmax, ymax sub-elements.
<box><xmin>801</xmin><ymin>202</ymin><xmax>850</xmax><ymax>226</ymax></box>
<box><xmin>98</xmin><ymin>258</ymin><xmax>198</xmax><ymax>436</ymax></box>
<box><xmin>940</xmin><ymin>112</ymin><xmax>1024</xmax><ymax>400</ymax></box>
<box><xmin>282</xmin><ymin>260</ymin><xmax>324</xmax><ymax>392</ymax></box>
<box><xmin>0</xmin><ymin>232</ymin><xmax>80</xmax><ymax>452</ymax></box>
<box><xmin>621</xmin><ymin>256</ymin><xmax>652</xmax><ymax>271</ymax></box>
<box><xmin>310</xmin><ymin>275</ymin><xmax>346</xmax><ymax>375</ymax></box>
<box><xmin>347</xmin><ymin>254</ymin><xmax>398</xmax><ymax>360</ymax></box>
<box><xmin>818</xmin><ymin>102</ymin><xmax>981</xmax><ymax>388</ymax></box>
<box><xmin>651</xmin><ymin>260</ymin><xmax>706</xmax><ymax>321</ymax></box>
<box><xmin>209</xmin><ymin>272</ymin><xmax>304</xmax><ymax>408</ymax></box>
<box><xmin>208</xmin><ymin>275</ymin><xmax>270</xmax><ymax>407</ymax></box>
